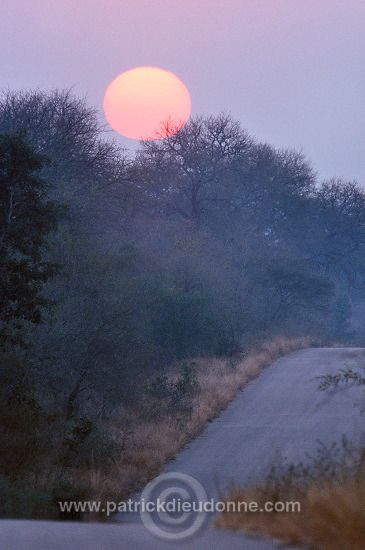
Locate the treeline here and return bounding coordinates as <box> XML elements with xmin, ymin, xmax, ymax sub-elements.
<box><xmin>1</xmin><ymin>89</ymin><xmax>365</xmax><ymax>409</ymax></box>
<box><xmin>1</xmin><ymin>89</ymin><xmax>365</xmax><ymax>513</ymax></box>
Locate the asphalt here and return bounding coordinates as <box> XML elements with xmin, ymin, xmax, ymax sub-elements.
<box><xmin>1</xmin><ymin>347</ymin><xmax>364</xmax><ymax>549</ymax></box>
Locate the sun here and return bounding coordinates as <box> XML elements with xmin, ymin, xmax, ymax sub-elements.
<box><xmin>103</xmin><ymin>67</ymin><xmax>191</xmax><ymax>141</ymax></box>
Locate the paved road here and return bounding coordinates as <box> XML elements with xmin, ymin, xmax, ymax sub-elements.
<box><xmin>163</xmin><ymin>347</ymin><xmax>365</xmax><ymax>495</ymax></box>
<box><xmin>1</xmin><ymin>347</ymin><xmax>364</xmax><ymax>549</ymax></box>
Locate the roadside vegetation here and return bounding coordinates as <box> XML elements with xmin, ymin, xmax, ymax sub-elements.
<box><xmin>215</xmin><ymin>351</ymin><xmax>365</xmax><ymax>549</ymax></box>
<box><xmin>215</xmin><ymin>438</ymin><xmax>365</xmax><ymax>550</ymax></box>
<box><xmin>0</xmin><ymin>89</ymin><xmax>364</xmax><ymax>521</ymax></box>
<box><xmin>0</xmin><ymin>336</ymin><xmax>314</xmax><ymax>520</ymax></box>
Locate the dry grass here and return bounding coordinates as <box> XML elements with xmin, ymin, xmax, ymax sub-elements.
<box><xmin>215</xmin><ymin>446</ymin><xmax>365</xmax><ymax>550</ymax></box>
<box><xmin>215</xmin><ymin>477</ymin><xmax>365</xmax><ymax>550</ymax></box>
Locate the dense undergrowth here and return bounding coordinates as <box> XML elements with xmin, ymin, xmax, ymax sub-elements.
<box><xmin>0</xmin><ymin>336</ymin><xmax>315</xmax><ymax>521</ymax></box>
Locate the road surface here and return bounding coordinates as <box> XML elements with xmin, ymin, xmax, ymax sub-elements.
<box><xmin>1</xmin><ymin>347</ymin><xmax>364</xmax><ymax>549</ymax></box>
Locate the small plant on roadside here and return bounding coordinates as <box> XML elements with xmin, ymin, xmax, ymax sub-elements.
<box><xmin>143</xmin><ymin>362</ymin><xmax>199</xmax><ymax>403</ymax></box>
<box><xmin>315</xmin><ymin>367</ymin><xmax>365</xmax><ymax>391</ymax></box>
<box><xmin>143</xmin><ymin>375</ymin><xmax>173</xmax><ymax>399</ymax></box>
<box><xmin>172</xmin><ymin>361</ymin><xmax>199</xmax><ymax>399</ymax></box>
<box><xmin>63</xmin><ymin>417</ymin><xmax>95</xmax><ymax>455</ymax></box>
<box><xmin>315</xmin><ymin>364</ymin><xmax>365</xmax><ymax>414</ymax></box>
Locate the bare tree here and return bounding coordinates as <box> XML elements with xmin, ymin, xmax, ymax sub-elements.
<box><xmin>135</xmin><ymin>113</ymin><xmax>254</xmax><ymax>224</ymax></box>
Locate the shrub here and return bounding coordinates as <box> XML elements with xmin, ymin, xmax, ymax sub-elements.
<box><xmin>173</xmin><ymin>361</ymin><xmax>199</xmax><ymax>398</ymax></box>
<box><xmin>75</xmin><ymin>426</ymin><xmax>121</xmax><ymax>469</ymax></box>
<box><xmin>143</xmin><ymin>375</ymin><xmax>172</xmax><ymax>399</ymax></box>
<box><xmin>52</xmin><ymin>479</ymin><xmax>92</xmax><ymax>520</ymax></box>
<box><xmin>0</xmin><ymin>353</ymin><xmax>52</xmax><ymax>477</ymax></box>
<box><xmin>0</xmin><ymin>475</ymin><xmax>57</xmax><ymax>519</ymax></box>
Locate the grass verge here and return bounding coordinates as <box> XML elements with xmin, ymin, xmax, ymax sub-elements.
<box><xmin>214</xmin><ymin>439</ymin><xmax>365</xmax><ymax>550</ymax></box>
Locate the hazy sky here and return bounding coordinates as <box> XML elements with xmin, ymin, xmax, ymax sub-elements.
<box><xmin>2</xmin><ymin>0</ymin><xmax>365</xmax><ymax>183</ymax></box>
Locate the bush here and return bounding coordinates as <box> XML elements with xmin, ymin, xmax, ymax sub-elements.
<box><xmin>173</xmin><ymin>362</ymin><xmax>199</xmax><ymax>398</ymax></box>
<box><xmin>215</xmin><ymin>439</ymin><xmax>365</xmax><ymax>550</ymax></box>
<box><xmin>52</xmin><ymin>479</ymin><xmax>92</xmax><ymax>520</ymax></box>
<box><xmin>143</xmin><ymin>375</ymin><xmax>172</xmax><ymax>399</ymax></box>
<box><xmin>62</xmin><ymin>417</ymin><xmax>121</xmax><ymax>469</ymax></box>
<box><xmin>149</xmin><ymin>286</ymin><xmax>221</xmax><ymax>358</ymax></box>
<box><xmin>142</xmin><ymin>362</ymin><xmax>199</xmax><ymax>419</ymax></box>
<box><xmin>0</xmin><ymin>475</ymin><xmax>58</xmax><ymax>519</ymax></box>
<box><xmin>75</xmin><ymin>427</ymin><xmax>121</xmax><ymax>469</ymax></box>
<box><xmin>0</xmin><ymin>353</ymin><xmax>52</xmax><ymax>477</ymax></box>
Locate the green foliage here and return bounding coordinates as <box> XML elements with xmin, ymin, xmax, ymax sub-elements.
<box><xmin>0</xmin><ymin>352</ymin><xmax>51</xmax><ymax>477</ymax></box>
<box><xmin>63</xmin><ymin>417</ymin><xmax>95</xmax><ymax>456</ymax></box>
<box><xmin>62</xmin><ymin>417</ymin><xmax>121</xmax><ymax>469</ymax></box>
<box><xmin>52</xmin><ymin>479</ymin><xmax>92</xmax><ymax>520</ymax></box>
<box><xmin>0</xmin><ymin>131</ymin><xmax>62</xmax><ymax>348</ymax></box>
<box><xmin>75</xmin><ymin>427</ymin><xmax>121</xmax><ymax>469</ymax></box>
<box><xmin>144</xmin><ymin>362</ymin><xmax>199</xmax><ymax>400</ymax></box>
<box><xmin>173</xmin><ymin>361</ymin><xmax>199</xmax><ymax>397</ymax></box>
<box><xmin>215</xmin><ymin>331</ymin><xmax>242</xmax><ymax>357</ymax></box>
<box><xmin>0</xmin><ymin>475</ymin><xmax>58</xmax><ymax>519</ymax></box>
<box><xmin>315</xmin><ymin>364</ymin><xmax>365</xmax><ymax>416</ymax></box>
<box><xmin>149</xmin><ymin>285</ymin><xmax>221</xmax><ymax>358</ymax></box>
<box><xmin>144</xmin><ymin>375</ymin><xmax>172</xmax><ymax>399</ymax></box>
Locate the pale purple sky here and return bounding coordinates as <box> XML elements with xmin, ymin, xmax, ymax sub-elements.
<box><xmin>2</xmin><ymin>0</ymin><xmax>365</xmax><ymax>183</ymax></box>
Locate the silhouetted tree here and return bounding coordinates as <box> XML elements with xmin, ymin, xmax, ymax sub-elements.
<box><xmin>135</xmin><ymin>113</ymin><xmax>254</xmax><ymax>224</ymax></box>
<box><xmin>0</xmin><ymin>89</ymin><xmax>126</xmax><ymax>187</ymax></box>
